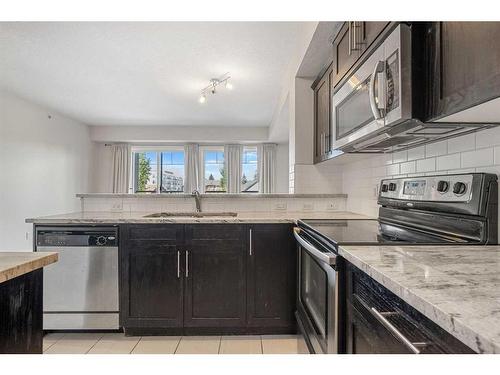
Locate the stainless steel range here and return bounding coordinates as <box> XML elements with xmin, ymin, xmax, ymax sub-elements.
<box><xmin>294</xmin><ymin>173</ymin><xmax>498</xmax><ymax>354</ymax></box>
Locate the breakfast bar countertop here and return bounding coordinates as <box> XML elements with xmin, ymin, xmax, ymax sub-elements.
<box><xmin>0</xmin><ymin>252</ymin><xmax>58</xmax><ymax>284</ymax></box>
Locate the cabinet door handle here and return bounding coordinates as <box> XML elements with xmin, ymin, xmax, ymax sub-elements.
<box><xmin>185</xmin><ymin>250</ymin><xmax>189</xmax><ymax>278</ymax></box>
<box><xmin>370</xmin><ymin>307</ymin><xmax>424</xmax><ymax>354</ymax></box>
<box><xmin>249</xmin><ymin>228</ymin><xmax>253</xmax><ymax>256</ymax></box>
<box><xmin>177</xmin><ymin>251</ymin><xmax>180</xmax><ymax>278</ymax></box>
<box><xmin>352</xmin><ymin>21</ymin><xmax>356</xmax><ymax>51</ymax></box>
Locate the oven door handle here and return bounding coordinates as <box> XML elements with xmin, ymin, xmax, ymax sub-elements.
<box><xmin>293</xmin><ymin>227</ymin><xmax>337</xmax><ymax>265</ymax></box>
<box><xmin>369</xmin><ymin>60</ymin><xmax>385</xmax><ymax>120</ymax></box>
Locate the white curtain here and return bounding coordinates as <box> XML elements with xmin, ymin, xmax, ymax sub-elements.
<box><xmin>258</xmin><ymin>143</ymin><xmax>277</xmax><ymax>194</ymax></box>
<box><xmin>184</xmin><ymin>144</ymin><xmax>200</xmax><ymax>193</ymax></box>
<box><xmin>110</xmin><ymin>144</ymin><xmax>130</xmax><ymax>193</ymax></box>
<box><xmin>225</xmin><ymin>144</ymin><xmax>242</xmax><ymax>193</ymax></box>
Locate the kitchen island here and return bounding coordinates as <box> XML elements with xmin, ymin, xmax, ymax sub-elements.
<box><xmin>339</xmin><ymin>245</ymin><xmax>500</xmax><ymax>354</ymax></box>
<box><xmin>0</xmin><ymin>252</ymin><xmax>58</xmax><ymax>354</ymax></box>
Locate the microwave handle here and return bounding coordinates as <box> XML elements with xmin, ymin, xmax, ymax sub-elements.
<box><xmin>369</xmin><ymin>60</ymin><xmax>385</xmax><ymax>120</ymax></box>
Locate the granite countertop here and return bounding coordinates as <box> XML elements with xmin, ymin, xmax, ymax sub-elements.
<box><xmin>26</xmin><ymin>211</ymin><xmax>372</xmax><ymax>224</ymax></box>
<box><xmin>339</xmin><ymin>245</ymin><xmax>500</xmax><ymax>354</ymax></box>
<box><xmin>0</xmin><ymin>252</ymin><xmax>58</xmax><ymax>284</ymax></box>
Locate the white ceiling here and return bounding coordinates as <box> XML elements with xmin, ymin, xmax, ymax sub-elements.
<box><xmin>0</xmin><ymin>22</ymin><xmax>305</xmax><ymax>127</ymax></box>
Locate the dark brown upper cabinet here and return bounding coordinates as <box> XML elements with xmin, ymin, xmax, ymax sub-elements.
<box><xmin>313</xmin><ymin>64</ymin><xmax>332</xmax><ymax>163</ymax></box>
<box><xmin>425</xmin><ymin>22</ymin><xmax>500</xmax><ymax>121</ymax></box>
<box><xmin>331</xmin><ymin>22</ymin><xmax>390</xmax><ymax>89</ymax></box>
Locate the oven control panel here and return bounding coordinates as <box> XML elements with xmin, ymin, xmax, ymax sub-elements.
<box><xmin>379</xmin><ymin>174</ymin><xmax>474</xmax><ymax>202</ymax></box>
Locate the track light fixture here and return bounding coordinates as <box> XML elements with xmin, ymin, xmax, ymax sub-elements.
<box><xmin>198</xmin><ymin>72</ymin><xmax>232</xmax><ymax>103</ymax></box>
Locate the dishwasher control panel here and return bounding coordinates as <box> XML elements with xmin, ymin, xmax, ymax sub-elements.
<box><xmin>36</xmin><ymin>227</ymin><xmax>118</xmax><ymax>247</ymax></box>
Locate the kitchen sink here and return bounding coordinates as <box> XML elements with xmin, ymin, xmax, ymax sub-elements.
<box><xmin>143</xmin><ymin>212</ymin><xmax>238</xmax><ymax>218</ymax></box>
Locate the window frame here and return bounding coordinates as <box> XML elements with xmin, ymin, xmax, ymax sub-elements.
<box><xmin>131</xmin><ymin>146</ymin><xmax>185</xmax><ymax>194</ymax></box>
<box><xmin>241</xmin><ymin>146</ymin><xmax>259</xmax><ymax>193</ymax></box>
<box><xmin>200</xmin><ymin>145</ymin><xmax>226</xmax><ymax>193</ymax></box>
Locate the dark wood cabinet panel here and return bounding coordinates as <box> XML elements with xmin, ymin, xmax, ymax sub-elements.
<box><xmin>246</xmin><ymin>224</ymin><xmax>296</xmax><ymax>330</ymax></box>
<box><xmin>120</xmin><ymin>224</ymin><xmax>184</xmax><ymax>329</ymax></box>
<box><xmin>183</xmin><ymin>224</ymin><xmax>246</xmax><ymax>328</ymax></box>
<box><xmin>313</xmin><ymin>68</ymin><xmax>332</xmax><ymax>162</ymax></box>
<box><xmin>345</xmin><ymin>262</ymin><xmax>475</xmax><ymax>354</ymax></box>
<box><xmin>360</xmin><ymin>22</ymin><xmax>390</xmax><ymax>52</ymax></box>
<box><xmin>426</xmin><ymin>22</ymin><xmax>500</xmax><ymax>120</ymax></box>
<box><xmin>332</xmin><ymin>22</ymin><xmax>360</xmax><ymax>88</ymax></box>
<box><xmin>0</xmin><ymin>270</ymin><xmax>43</xmax><ymax>354</ymax></box>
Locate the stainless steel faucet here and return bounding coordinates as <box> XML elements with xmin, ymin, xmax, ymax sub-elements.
<box><xmin>192</xmin><ymin>189</ymin><xmax>202</xmax><ymax>212</ymax></box>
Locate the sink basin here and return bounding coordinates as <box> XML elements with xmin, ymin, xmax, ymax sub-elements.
<box><xmin>143</xmin><ymin>212</ymin><xmax>238</xmax><ymax>218</ymax></box>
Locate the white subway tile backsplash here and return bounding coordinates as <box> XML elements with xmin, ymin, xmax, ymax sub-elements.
<box><xmin>425</xmin><ymin>140</ymin><xmax>448</xmax><ymax>158</ymax></box>
<box><xmin>475</xmin><ymin>126</ymin><xmax>500</xmax><ymax>149</ymax></box>
<box><xmin>447</xmin><ymin>133</ymin><xmax>475</xmax><ymax>153</ymax></box>
<box><xmin>461</xmin><ymin>148</ymin><xmax>494</xmax><ymax>168</ymax></box>
<box><xmin>400</xmin><ymin>161</ymin><xmax>416</xmax><ymax>174</ymax></box>
<box><xmin>386</xmin><ymin>164</ymin><xmax>400</xmax><ymax>176</ymax></box>
<box><xmin>392</xmin><ymin>150</ymin><xmax>408</xmax><ymax>164</ymax></box>
<box><xmin>407</xmin><ymin>146</ymin><xmax>425</xmax><ymax>161</ymax></box>
<box><xmin>416</xmin><ymin>158</ymin><xmax>436</xmax><ymax>172</ymax></box>
<box><xmin>436</xmin><ymin>154</ymin><xmax>461</xmax><ymax>171</ymax></box>
<box><xmin>494</xmin><ymin>146</ymin><xmax>500</xmax><ymax>165</ymax></box>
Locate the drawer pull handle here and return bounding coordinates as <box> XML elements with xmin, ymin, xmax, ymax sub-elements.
<box><xmin>370</xmin><ymin>307</ymin><xmax>426</xmax><ymax>354</ymax></box>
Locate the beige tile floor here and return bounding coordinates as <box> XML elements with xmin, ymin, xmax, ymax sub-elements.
<box><xmin>43</xmin><ymin>332</ymin><xmax>308</xmax><ymax>354</ymax></box>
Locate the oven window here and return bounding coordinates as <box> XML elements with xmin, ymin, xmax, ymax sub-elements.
<box><xmin>335</xmin><ymin>77</ymin><xmax>374</xmax><ymax>139</ymax></box>
<box><xmin>300</xmin><ymin>249</ymin><xmax>328</xmax><ymax>340</ymax></box>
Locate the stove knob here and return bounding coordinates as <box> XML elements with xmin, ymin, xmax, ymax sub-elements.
<box><xmin>388</xmin><ymin>183</ymin><xmax>397</xmax><ymax>191</ymax></box>
<box><xmin>381</xmin><ymin>184</ymin><xmax>388</xmax><ymax>192</ymax></box>
<box><xmin>437</xmin><ymin>180</ymin><xmax>449</xmax><ymax>193</ymax></box>
<box><xmin>453</xmin><ymin>182</ymin><xmax>467</xmax><ymax>195</ymax></box>
<box><xmin>97</xmin><ymin>236</ymin><xmax>107</xmax><ymax>246</ymax></box>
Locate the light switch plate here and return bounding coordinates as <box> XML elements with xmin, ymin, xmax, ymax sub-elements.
<box><xmin>110</xmin><ymin>201</ymin><xmax>123</xmax><ymax>212</ymax></box>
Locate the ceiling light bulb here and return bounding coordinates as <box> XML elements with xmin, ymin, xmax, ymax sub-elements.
<box><xmin>225</xmin><ymin>81</ymin><xmax>233</xmax><ymax>90</ymax></box>
<box><xmin>199</xmin><ymin>94</ymin><xmax>206</xmax><ymax>104</ymax></box>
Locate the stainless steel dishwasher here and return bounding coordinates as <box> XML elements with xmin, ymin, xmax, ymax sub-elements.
<box><xmin>35</xmin><ymin>226</ymin><xmax>119</xmax><ymax>330</ymax></box>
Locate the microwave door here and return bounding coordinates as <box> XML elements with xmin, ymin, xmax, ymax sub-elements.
<box><xmin>332</xmin><ymin>43</ymin><xmax>386</xmax><ymax>151</ymax></box>
<box><xmin>383</xmin><ymin>24</ymin><xmax>412</xmax><ymax>127</ymax></box>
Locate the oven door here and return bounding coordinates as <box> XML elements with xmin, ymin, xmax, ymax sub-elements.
<box><xmin>294</xmin><ymin>227</ymin><xmax>339</xmax><ymax>354</ymax></box>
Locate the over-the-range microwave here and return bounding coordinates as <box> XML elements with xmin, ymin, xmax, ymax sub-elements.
<box><xmin>331</xmin><ymin>23</ymin><xmax>497</xmax><ymax>153</ymax></box>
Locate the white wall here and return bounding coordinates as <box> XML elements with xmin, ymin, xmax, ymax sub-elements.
<box><xmin>0</xmin><ymin>90</ymin><xmax>92</xmax><ymax>250</ymax></box>
<box><xmin>90</xmin><ymin>125</ymin><xmax>268</xmax><ymax>143</ymax></box>
<box><xmin>276</xmin><ymin>143</ymin><xmax>289</xmax><ymax>193</ymax></box>
<box><xmin>340</xmin><ymin>128</ymin><xmax>500</xmax><ymax>219</ymax></box>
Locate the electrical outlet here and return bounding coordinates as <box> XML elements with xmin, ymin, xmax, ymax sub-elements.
<box><xmin>302</xmin><ymin>203</ymin><xmax>314</xmax><ymax>211</ymax></box>
<box><xmin>273</xmin><ymin>202</ymin><xmax>287</xmax><ymax>211</ymax></box>
<box><xmin>326</xmin><ymin>201</ymin><xmax>337</xmax><ymax>211</ymax></box>
<box><xmin>110</xmin><ymin>201</ymin><xmax>123</xmax><ymax>212</ymax></box>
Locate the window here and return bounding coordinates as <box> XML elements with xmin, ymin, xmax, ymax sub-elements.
<box><xmin>134</xmin><ymin>151</ymin><xmax>158</xmax><ymax>192</ymax></box>
<box><xmin>202</xmin><ymin>148</ymin><xmax>226</xmax><ymax>193</ymax></box>
<box><xmin>241</xmin><ymin>146</ymin><xmax>258</xmax><ymax>192</ymax></box>
<box><xmin>160</xmin><ymin>151</ymin><xmax>185</xmax><ymax>193</ymax></box>
<box><xmin>133</xmin><ymin>148</ymin><xmax>185</xmax><ymax>193</ymax></box>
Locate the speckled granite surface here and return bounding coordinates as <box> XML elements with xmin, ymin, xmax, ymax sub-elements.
<box><xmin>0</xmin><ymin>252</ymin><xmax>58</xmax><ymax>283</ymax></box>
<box><xmin>26</xmin><ymin>211</ymin><xmax>372</xmax><ymax>224</ymax></box>
<box><xmin>339</xmin><ymin>245</ymin><xmax>500</xmax><ymax>354</ymax></box>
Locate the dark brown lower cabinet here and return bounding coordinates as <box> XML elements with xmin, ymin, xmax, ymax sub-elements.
<box><xmin>120</xmin><ymin>223</ymin><xmax>296</xmax><ymax>335</ymax></box>
<box><xmin>120</xmin><ymin>225</ymin><xmax>184</xmax><ymax>331</ymax></box>
<box><xmin>0</xmin><ymin>269</ymin><xmax>43</xmax><ymax>354</ymax></box>
<box><xmin>247</xmin><ymin>224</ymin><xmax>296</xmax><ymax>331</ymax></box>
<box><xmin>183</xmin><ymin>225</ymin><xmax>246</xmax><ymax>329</ymax></box>
<box><xmin>345</xmin><ymin>262</ymin><xmax>474</xmax><ymax>354</ymax></box>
